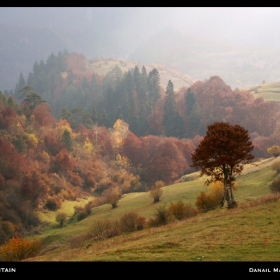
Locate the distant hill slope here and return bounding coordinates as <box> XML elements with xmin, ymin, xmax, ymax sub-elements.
<box><xmin>130</xmin><ymin>27</ymin><xmax>280</xmax><ymax>89</ymax></box>
<box><xmin>244</xmin><ymin>81</ymin><xmax>280</xmax><ymax>103</ymax></box>
<box><xmin>86</xmin><ymin>57</ymin><xmax>193</xmax><ymax>90</ymax></box>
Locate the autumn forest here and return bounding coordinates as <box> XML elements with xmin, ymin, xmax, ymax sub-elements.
<box><xmin>1</xmin><ymin>51</ymin><xmax>280</xmax><ymax>244</ymax></box>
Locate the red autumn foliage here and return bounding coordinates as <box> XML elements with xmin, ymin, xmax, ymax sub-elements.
<box><xmin>191</xmin><ymin>122</ymin><xmax>254</xmax><ymax>207</ymax></box>
<box><xmin>32</xmin><ymin>104</ymin><xmax>56</xmax><ymax>128</ymax></box>
<box><xmin>246</xmin><ymin>98</ymin><xmax>280</xmax><ymax>136</ymax></box>
<box><xmin>138</xmin><ymin>135</ymin><xmax>161</xmax><ymax>167</ymax></box>
<box><xmin>93</xmin><ymin>126</ymin><xmax>114</xmax><ymax>158</ymax></box>
<box><xmin>74</xmin><ymin>124</ymin><xmax>89</xmax><ymax>143</ymax></box>
<box><xmin>20</xmin><ymin>170</ymin><xmax>47</xmax><ymax>207</ymax></box>
<box><xmin>0</xmin><ymin>137</ymin><xmax>26</xmax><ymax>180</ymax></box>
<box><xmin>44</xmin><ymin>133</ymin><xmax>61</xmax><ymax>156</ymax></box>
<box><xmin>191</xmin><ymin>76</ymin><xmax>234</xmax><ymax>124</ymax></box>
<box><xmin>146</xmin><ymin>138</ymin><xmax>187</xmax><ymax>186</ymax></box>
<box><xmin>0</xmin><ymin>106</ymin><xmax>17</xmax><ymax>130</ymax></box>
<box><xmin>50</xmin><ymin>149</ymin><xmax>73</xmax><ymax>175</ymax></box>
<box><xmin>122</xmin><ymin>132</ymin><xmax>142</xmax><ymax>167</ymax></box>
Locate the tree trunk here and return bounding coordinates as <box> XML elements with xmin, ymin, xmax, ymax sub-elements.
<box><xmin>229</xmin><ymin>179</ymin><xmax>235</xmax><ymax>202</ymax></box>
<box><xmin>223</xmin><ymin>165</ymin><xmax>230</xmax><ymax>204</ymax></box>
<box><xmin>228</xmin><ymin>168</ymin><xmax>237</xmax><ymax>209</ymax></box>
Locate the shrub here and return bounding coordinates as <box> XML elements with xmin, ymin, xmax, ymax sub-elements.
<box><xmin>55</xmin><ymin>212</ymin><xmax>68</xmax><ymax>227</ymax></box>
<box><xmin>106</xmin><ymin>190</ymin><xmax>120</xmax><ymax>209</ymax></box>
<box><xmin>1</xmin><ymin>221</ymin><xmax>16</xmax><ymax>239</ymax></box>
<box><xmin>150</xmin><ymin>181</ymin><xmax>164</xmax><ymax>203</ymax></box>
<box><xmin>45</xmin><ymin>197</ymin><xmax>61</xmax><ymax>211</ymax></box>
<box><xmin>135</xmin><ymin>215</ymin><xmax>146</xmax><ymax>230</ymax></box>
<box><xmin>73</xmin><ymin>206</ymin><xmax>89</xmax><ymax>221</ymax></box>
<box><xmin>120</xmin><ymin>212</ymin><xmax>138</xmax><ymax>232</ymax></box>
<box><xmin>119</xmin><ymin>212</ymin><xmax>146</xmax><ymax>232</ymax></box>
<box><xmin>168</xmin><ymin>200</ymin><xmax>199</xmax><ymax>220</ymax></box>
<box><xmin>90</xmin><ymin>196</ymin><xmax>107</xmax><ymax>207</ymax></box>
<box><xmin>270</xmin><ymin>177</ymin><xmax>280</xmax><ymax>193</ymax></box>
<box><xmin>69</xmin><ymin>234</ymin><xmax>90</xmax><ymax>248</ymax></box>
<box><xmin>77</xmin><ymin>211</ymin><xmax>88</xmax><ymax>221</ymax></box>
<box><xmin>272</xmin><ymin>161</ymin><xmax>280</xmax><ymax>174</ymax></box>
<box><xmin>154</xmin><ymin>180</ymin><xmax>165</xmax><ymax>188</ymax></box>
<box><xmin>267</xmin><ymin>145</ymin><xmax>280</xmax><ymax>157</ymax></box>
<box><xmin>147</xmin><ymin>205</ymin><xmax>170</xmax><ymax>228</ymax></box>
<box><xmin>209</xmin><ymin>181</ymin><xmax>225</xmax><ymax>198</ymax></box>
<box><xmin>95</xmin><ymin>178</ymin><xmax>117</xmax><ymax>194</ymax></box>
<box><xmin>0</xmin><ymin>237</ymin><xmax>42</xmax><ymax>261</ymax></box>
<box><xmin>89</xmin><ymin>220</ymin><xmax>121</xmax><ymax>241</ymax></box>
<box><xmin>84</xmin><ymin>201</ymin><xmax>93</xmax><ymax>215</ymax></box>
<box><xmin>195</xmin><ymin>191</ymin><xmax>221</xmax><ymax>212</ymax></box>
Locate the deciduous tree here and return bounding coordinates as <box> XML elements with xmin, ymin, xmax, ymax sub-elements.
<box><xmin>191</xmin><ymin>122</ymin><xmax>254</xmax><ymax>208</ymax></box>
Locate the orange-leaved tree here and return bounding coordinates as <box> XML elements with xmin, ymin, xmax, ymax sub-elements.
<box><xmin>191</xmin><ymin>122</ymin><xmax>254</xmax><ymax>208</ymax></box>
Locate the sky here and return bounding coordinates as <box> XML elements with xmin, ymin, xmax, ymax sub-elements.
<box><xmin>1</xmin><ymin>7</ymin><xmax>280</xmax><ymax>49</ymax></box>
<box><xmin>1</xmin><ymin>7</ymin><xmax>280</xmax><ymax>90</ymax></box>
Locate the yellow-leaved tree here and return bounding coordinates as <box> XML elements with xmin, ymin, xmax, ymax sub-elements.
<box><xmin>267</xmin><ymin>145</ymin><xmax>280</xmax><ymax>157</ymax></box>
<box><xmin>109</xmin><ymin>119</ymin><xmax>129</xmax><ymax>161</ymax></box>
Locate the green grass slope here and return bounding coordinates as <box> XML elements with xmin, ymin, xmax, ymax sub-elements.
<box><xmin>25</xmin><ymin>157</ymin><xmax>280</xmax><ymax>261</ymax></box>
<box><xmin>244</xmin><ymin>82</ymin><xmax>280</xmax><ymax>104</ymax></box>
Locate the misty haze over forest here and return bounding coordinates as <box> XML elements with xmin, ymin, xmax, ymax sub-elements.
<box><xmin>1</xmin><ymin>7</ymin><xmax>280</xmax><ymax>90</ymax></box>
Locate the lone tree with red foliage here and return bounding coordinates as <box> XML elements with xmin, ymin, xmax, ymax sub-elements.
<box><xmin>191</xmin><ymin>122</ymin><xmax>254</xmax><ymax>208</ymax></box>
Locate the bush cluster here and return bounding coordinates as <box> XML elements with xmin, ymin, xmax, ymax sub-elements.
<box><xmin>146</xmin><ymin>205</ymin><xmax>170</xmax><ymax>227</ymax></box>
<box><xmin>119</xmin><ymin>212</ymin><xmax>146</xmax><ymax>232</ymax></box>
<box><xmin>168</xmin><ymin>200</ymin><xmax>199</xmax><ymax>220</ymax></box>
<box><xmin>55</xmin><ymin>212</ymin><xmax>68</xmax><ymax>227</ymax></box>
<box><xmin>0</xmin><ymin>237</ymin><xmax>42</xmax><ymax>261</ymax></box>
<box><xmin>85</xmin><ymin>211</ymin><xmax>146</xmax><ymax>243</ymax></box>
<box><xmin>195</xmin><ymin>191</ymin><xmax>222</xmax><ymax>212</ymax></box>
<box><xmin>105</xmin><ymin>189</ymin><xmax>121</xmax><ymax>209</ymax></box>
<box><xmin>150</xmin><ymin>180</ymin><xmax>164</xmax><ymax>203</ymax></box>
<box><xmin>45</xmin><ymin>197</ymin><xmax>61</xmax><ymax>211</ymax></box>
<box><xmin>73</xmin><ymin>204</ymin><xmax>91</xmax><ymax>222</ymax></box>
<box><xmin>89</xmin><ymin>220</ymin><xmax>121</xmax><ymax>241</ymax></box>
<box><xmin>270</xmin><ymin>177</ymin><xmax>280</xmax><ymax>193</ymax></box>
<box><xmin>146</xmin><ymin>201</ymin><xmax>199</xmax><ymax>227</ymax></box>
<box><xmin>69</xmin><ymin>200</ymin><xmax>200</xmax><ymax>246</ymax></box>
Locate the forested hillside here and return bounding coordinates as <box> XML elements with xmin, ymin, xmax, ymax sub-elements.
<box><xmin>1</xmin><ymin>51</ymin><xmax>280</xmax><ymax>245</ymax></box>
<box><xmin>9</xmin><ymin>51</ymin><xmax>280</xmax><ymax>147</ymax></box>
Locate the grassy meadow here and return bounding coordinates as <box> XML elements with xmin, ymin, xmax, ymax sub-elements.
<box><xmin>21</xmin><ymin>156</ymin><xmax>280</xmax><ymax>261</ymax></box>
<box><xmin>244</xmin><ymin>82</ymin><xmax>280</xmax><ymax>103</ymax></box>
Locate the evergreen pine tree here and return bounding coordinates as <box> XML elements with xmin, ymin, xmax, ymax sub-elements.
<box><xmin>62</xmin><ymin>129</ymin><xmax>73</xmax><ymax>152</ymax></box>
<box><xmin>162</xmin><ymin>80</ymin><xmax>184</xmax><ymax>137</ymax></box>
<box><xmin>185</xmin><ymin>88</ymin><xmax>203</xmax><ymax>138</ymax></box>
<box><xmin>59</xmin><ymin>106</ymin><xmax>72</xmax><ymax>121</ymax></box>
<box><xmin>14</xmin><ymin>72</ymin><xmax>26</xmax><ymax>102</ymax></box>
<box><xmin>163</xmin><ymin>80</ymin><xmax>177</xmax><ymax>137</ymax></box>
<box><xmin>147</xmin><ymin>68</ymin><xmax>160</xmax><ymax>111</ymax></box>
<box><xmin>99</xmin><ymin>109</ymin><xmax>109</xmax><ymax>127</ymax></box>
<box><xmin>18</xmin><ymin>85</ymin><xmax>46</xmax><ymax>109</ymax></box>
